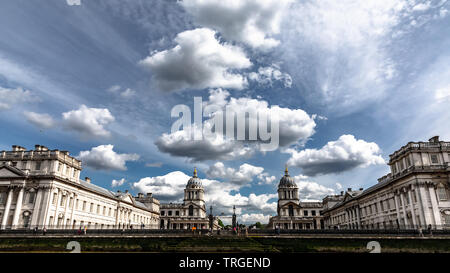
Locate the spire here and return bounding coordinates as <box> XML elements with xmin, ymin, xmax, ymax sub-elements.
<box><xmin>193</xmin><ymin>167</ymin><xmax>197</xmax><ymax>177</ymax></box>
<box><xmin>284</xmin><ymin>164</ymin><xmax>289</xmax><ymax>176</ymax></box>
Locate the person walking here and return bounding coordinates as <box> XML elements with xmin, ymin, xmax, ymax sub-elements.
<box><xmin>43</xmin><ymin>227</ymin><xmax>47</xmax><ymax>236</ymax></box>
<box><xmin>84</xmin><ymin>225</ymin><xmax>87</xmax><ymax>235</ymax></box>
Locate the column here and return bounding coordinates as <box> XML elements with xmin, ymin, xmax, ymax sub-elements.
<box><xmin>399</xmin><ymin>191</ymin><xmax>408</xmax><ymax>228</ymax></box>
<box><xmin>407</xmin><ymin>188</ymin><xmax>417</xmax><ymax>228</ymax></box>
<box><xmin>11</xmin><ymin>187</ymin><xmax>25</xmax><ymax>229</ymax></box>
<box><xmin>52</xmin><ymin>189</ymin><xmax>61</xmax><ymax>228</ymax></box>
<box><xmin>356</xmin><ymin>206</ymin><xmax>361</xmax><ymax>229</ymax></box>
<box><xmin>413</xmin><ymin>184</ymin><xmax>425</xmax><ymax>228</ymax></box>
<box><xmin>418</xmin><ymin>185</ymin><xmax>432</xmax><ymax>226</ymax></box>
<box><xmin>30</xmin><ymin>188</ymin><xmax>44</xmax><ymax>228</ymax></box>
<box><xmin>393</xmin><ymin>193</ymin><xmax>401</xmax><ymax>228</ymax></box>
<box><xmin>428</xmin><ymin>185</ymin><xmax>442</xmax><ymax>227</ymax></box>
<box><xmin>1</xmin><ymin>188</ymin><xmax>14</xmax><ymax>229</ymax></box>
<box><xmin>40</xmin><ymin>187</ymin><xmax>53</xmax><ymax>228</ymax></box>
<box><xmin>63</xmin><ymin>192</ymin><xmax>70</xmax><ymax>229</ymax></box>
<box><xmin>115</xmin><ymin>206</ymin><xmax>120</xmax><ymax>228</ymax></box>
<box><xmin>69</xmin><ymin>193</ymin><xmax>76</xmax><ymax>229</ymax></box>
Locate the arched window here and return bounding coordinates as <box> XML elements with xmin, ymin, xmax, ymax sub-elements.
<box><xmin>288</xmin><ymin>205</ymin><xmax>294</xmax><ymax>216</ymax></box>
<box><xmin>189</xmin><ymin>205</ymin><xmax>194</xmax><ymax>216</ymax></box>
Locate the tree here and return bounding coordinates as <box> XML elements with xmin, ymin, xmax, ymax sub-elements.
<box><xmin>255</xmin><ymin>222</ymin><xmax>262</xmax><ymax>229</ymax></box>
<box><xmin>217</xmin><ymin>218</ymin><xmax>224</xmax><ymax>228</ymax></box>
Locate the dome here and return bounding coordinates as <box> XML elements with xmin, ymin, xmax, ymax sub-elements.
<box><xmin>278</xmin><ymin>166</ymin><xmax>297</xmax><ymax>188</ymax></box>
<box><xmin>186</xmin><ymin>168</ymin><xmax>203</xmax><ymax>188</ymax></box>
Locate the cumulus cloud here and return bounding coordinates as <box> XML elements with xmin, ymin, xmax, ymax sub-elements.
<box><xmin>180</xmin><ymin>0</ymin><xmax>293</xmax><ymax>50</ymax></box>
<box><xmin>0</xmin><ymin>86</ymin><xmax>39</xmax><ymax>110</ymax></box>
<box><xmin>107</xmin><ymin>85</ymin><xmax>136</xmax><ymax>98</ymax></box>
<box><xmin>239</xmin><ymin>213</ymin><xmax>272</xmax><ymax>224</ymax></box>
<box><xmin>132</xmin><ymin>170</ymin><xmax>278</xmax><ymax>219</ymax></box>
<box><xmin>286</xmin><ymin>135</ymin><xmax>385</xmax><ymax>176</ymax></box>
<box><xmin>23</xmin><ymin>111</ymin><xmax>55</xmax><ymax>129</ymax></box>
<box><xmin>139</xmin><ymin>28</ymin><xmax>252</xmax><ymax>92</ymax></box>
<box><xmin>206</xmin><ymin>162</ymin><xmax>276</xmax><ymax>186</ymax></box>
<box><xmin>292</xmin><ymin>175</ymin><xmax>336</xmax><ymax>201</ymax></box>
<box><xmin>248</xmin><ymin>64</ymin><xmax>292</xmax><ymax>88</ymax></box>
<box><xmin>111</xmin><ymin>178</ymin><xmax>126</xmax><ymax>187</ymax></box>
<box><xmin>77</xmin><ymin>145</ymin><xmax>139</xmax><ymax>171</ymax></box>
<box><xmin>155</xmin><ymin>89</ymin><xmax>316</xmax><ymax>161</ymax></box>
<box><xmin>62</xmin><ymin>105</ymin><xmax>115</xmax><ymax>138</ymax></box>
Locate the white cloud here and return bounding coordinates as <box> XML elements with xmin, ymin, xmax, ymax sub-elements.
<box><xmin>77</xmin><ymin>145</ymin><xmax>139</xmax><ymax>171</ymax></box>
<box><xmin>435</xmin><ymin>84</ymin><xmax>450</xmax><ymax>101</ymax></box>
<box><xmin>155</xmin><ymin>89</ymin><xmax>316</xmax><ymax>161</ymax></box>
<box><xmin>0</xmin><ymin>86</ymin><xmax>39</xmax><ymax>111</ymax></box>
<box><xmin>112</xmin><ymin>178</ymin><xmax>126</xmax><ymax>187</ymax></box>
<box><xmin>248</xmin><ymin>65</ymin><xmax>292</xmax><ymax>88</ymax></box>
<box><xmin>66</xmin><ymin>0</ymin><xmax>81</xmax><ymax>6</ymax></box>
<box><xmin>62</xmin><ymin>105</ymin><xmax>115</xmax><ymax>138</ymax></box>
<box><xmin>286</xmin><ymin>135</ymin><xmax>385</xmax><ymax>176</ymax></box>
<box><xmin>412</xmin><ymin>2</ymin><xmax>431</xmax><ymax>11</ymax></box>
<box><xmin>206</xmin><ymin>162</ymin><xmax>276</xmax><ymax>186</ymax></box>
<box><xmin>133</xmin><ymin>170</ymin><xmax>278</xmax><ymax>218</ymax></box>
<box><xmin>180</xmin><ymin>0</ymin><xmax>293</xmax><ymax>50</ymax></box>
<box><xmin>107</xmin><ymin>85</ymin><xmax>136</xmax><ymax>98</ymax></box>
<box><xmin>239</xmin><ymin>213</ymin><xmax>272</xmax><ymax>224</ymax></box>
<box><xmin>23</xmin><ymin>111</ymin><xmax>55</xmax><ymax>129</ymax></box>
<box><xmin>292</xmin><ymin>175</ymin><xmax>336</xmax><ymax>201</ymax></box>
<box><xmin>139</xmin><ymin>28</ymin><xmax>252</xmax><ymax>92</ymax></box>
<box><xmin>336</xmin><ymin>182</ymin><xmax>343</xmax><ymax>190</ymax></box>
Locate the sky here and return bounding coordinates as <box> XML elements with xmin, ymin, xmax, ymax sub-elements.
<box><xmin>0</xmin><ymin>0</ymin><xmax>449</xmax><ymax>224</ymax></box>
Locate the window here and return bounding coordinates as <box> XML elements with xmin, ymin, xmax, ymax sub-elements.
<box><xmin>399</xmin><ymin>160</ymin><xmax>404</xmax><ymax>171</ymax></box>
<box><xmin>168</xmin><ymin>210</ymin><xmax>172</xmax><ymax>216</ymax></box>
<box><xmin>69</xmin><ymin>197</ymin><xmax>73</xmax><ymax>208</ymax></box>
<box><xmin>430</xmin><ymin>154</ymin><xmax>439</xmax><ymax>164</ymax></box>
<box><xmin>35</xmin><ymin>161</ymin><xmax>41</xmax><ymax>170</ymax></box>
<box><xmin>444</xmin><ymin>214</ymin><xmax>450</xmax><ymax>226</ymax></box>
<box><xmin>90</xmin><ymin>203</ymin><xmax>94</xmax><ymax>213</ymax></box>
<box><xmin>96</xmin><ymin>204</ymin><xmax>100</xmax><ymax>214</ymax></box>
<box><xmin>57</xmin><ymin>162</ymin><xmax>62</xmax><ymax>172</ymax></box>
<box><xmin>438</xmin><ymin>186</ymin><xmax>448</xmax><ymax>201</ymax></box>
<box><xmin>189</xmin><ymin>205</ymin><xmax>194</xmax><ymax>216</ymax></box>
<box><xmin>161</xmin><ymin>211</ymin><xmax>165</xmax><ymax>216</ymax></box>
<box><xmin>288</xmin><ymin>205</ymin><xmax>294</xmax><ymax>216</ymax></box>
<box><xmin>52</xmin><ymin>193</ymin><xmax>58</xmax><ymax>205</ymax></box>
<box><xmin>303</xmin><ymin>210</ymin><xmax>308</xmax><ymax>216</ymax></box>
<box><xmin>311</xmin><ymin>210</ymin><xmax>316</xmax><ymax>216</ymax></box>
<box><xmin>28</xmin><ymin>192</ymin><xmax>35</xmax><ymax>204</ymax></box>
<box><xmin>109</xmin><ymin>208</ymin><xmax>112</xmax><ymax>216</ymax></box>
<box><xmin>60</xmin><ymin>196</ymin><xmax>66</xmax><ymax>207</ymax></box>
<box><xmin>176</xmin><ymin>211</ymin><xmax>180</xmax><ymax>216</ymax></box>
<box><xmin>0</xmin><ymin>192</ymin><xmax>6</xmax><ymax>204</ymax></box>
<box><xmin>392</xmin><ymin>164</ymin><xmax>397</xmax><ymax>173</ymax></box>
<box><xmin>82</xmin><ymin>201</ymin><xmax>86</xmax><ymax>211</ymax></box>
<box><xmin>406</xmin><ymin>156</ymin><xmax>411</xmax><ymax>167</ymax></box>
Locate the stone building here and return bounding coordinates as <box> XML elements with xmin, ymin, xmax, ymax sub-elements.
<box><xmin>268</xmin><ymin>167</ymin><xmax>323</xmax><ymax>229</ymax></box>
<box><xmin>0</xmin><ymin>145</ymin><xmax>160</xmax><ymax>230</ymax></box>
<box><xmin>322</xmin><ymin>136</ymin><xmax>450</xmax><ymax>230</ymax></box>
<box><xmin>159</xmin><ymin>168</ymin><xmax>218</xmax><ymax>230</ymax></box>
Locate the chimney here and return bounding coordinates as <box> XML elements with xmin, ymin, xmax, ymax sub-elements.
<box><xmin>340</xmin><ymin>191</ymin><xmax>344</xmax><ymax>196</ymax></box>
<box><xmin>147</xmin><ymin>193</ymin><xmax>153</xmax><ymax>197</ymax></box>
<box><xmin>12</xmin><ymin>145</ymin><xmax>26</xmax><ymax>152</ymax></box>
<box><xmin>347</xmin><ymin>188</ymin><xmax>352</xmax><ymax>192</ymax></box>
<box><xmin>35</xmin><ymin>145</ymin><xmax>41</xmax><ymax>151</ymax></box>
<box><xmin>137</xmin><ymin>193</ymin><xmax>144</xmax><ymax>198</ymax></box>
<box><xmin>125</xmin><ymin>190</ymin><xmax>128</xmax><ymax>193</ymax></box>
<box><xmin>429</xmin><ymin>136</ymin><xmax>439</xmax><ymax>143</ymax></box>
<box><xmin>359</xmin><ymin>188</ymin><xmax>363</xmax><ymax>191</ymax></box>
<box><xmin>85</xmin><ymin>177</ymin><xmax>91</xmax><ymax>183</ymax></box>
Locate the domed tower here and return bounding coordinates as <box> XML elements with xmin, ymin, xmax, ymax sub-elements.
<box><xmin>184</xmin><ymin>168</ymin><xmax>206</xmax><ymax>209</ymax></box>
<box><xmin>277</xmin><ymin>166</ymin><xmax>299</xmax><ymax>214</ymax></box>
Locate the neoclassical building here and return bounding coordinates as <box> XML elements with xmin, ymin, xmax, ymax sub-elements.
<box><xmin>160</xmin><ymin>168</ymin><xmax>218</xmax><ymax>230</ymax></box>
<box><xmin>0</xmin><ymin>145</ymin><xmax>160</xmax><ymax>230</ymax></box>
<box><xmin>268</xmin><ymin>167</ymin><xmax>324</xmax><ymax>230</ymax></box>
<box><xmin>322</xmin><ymin>136</ymin><xmax>450</xmax><ymax>230</ymax></box>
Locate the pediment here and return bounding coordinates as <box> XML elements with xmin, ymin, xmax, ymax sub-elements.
<box><xmin>0</xmin><ymin>165</ymin><xmax>25</xmax><ymax>177</ymax></box>
<box><xmin>119</xmin><ymin>194</ymin><xmax>134</xmax><ymax>204</ymax></box>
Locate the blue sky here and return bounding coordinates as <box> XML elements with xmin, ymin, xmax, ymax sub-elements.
<box><xmin>1</xmin><ymin>0</ymin><xmax>449</xmax><ymax>224</ymax></box>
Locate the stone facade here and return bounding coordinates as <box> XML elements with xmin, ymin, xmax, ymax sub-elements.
<box><xmin>322</xmin><ymin>136</ymin><xmax>450</xmax><ymax>230</ymax></box>
<box><xmin>0</xmin><ymin>145</ymin><xmax>160</xmax><ymax>230</ymax></box>
<box><xmin>268</xmin><ymin>167</ymin><xmax>324</xmax><ymax>229</ymax></box>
